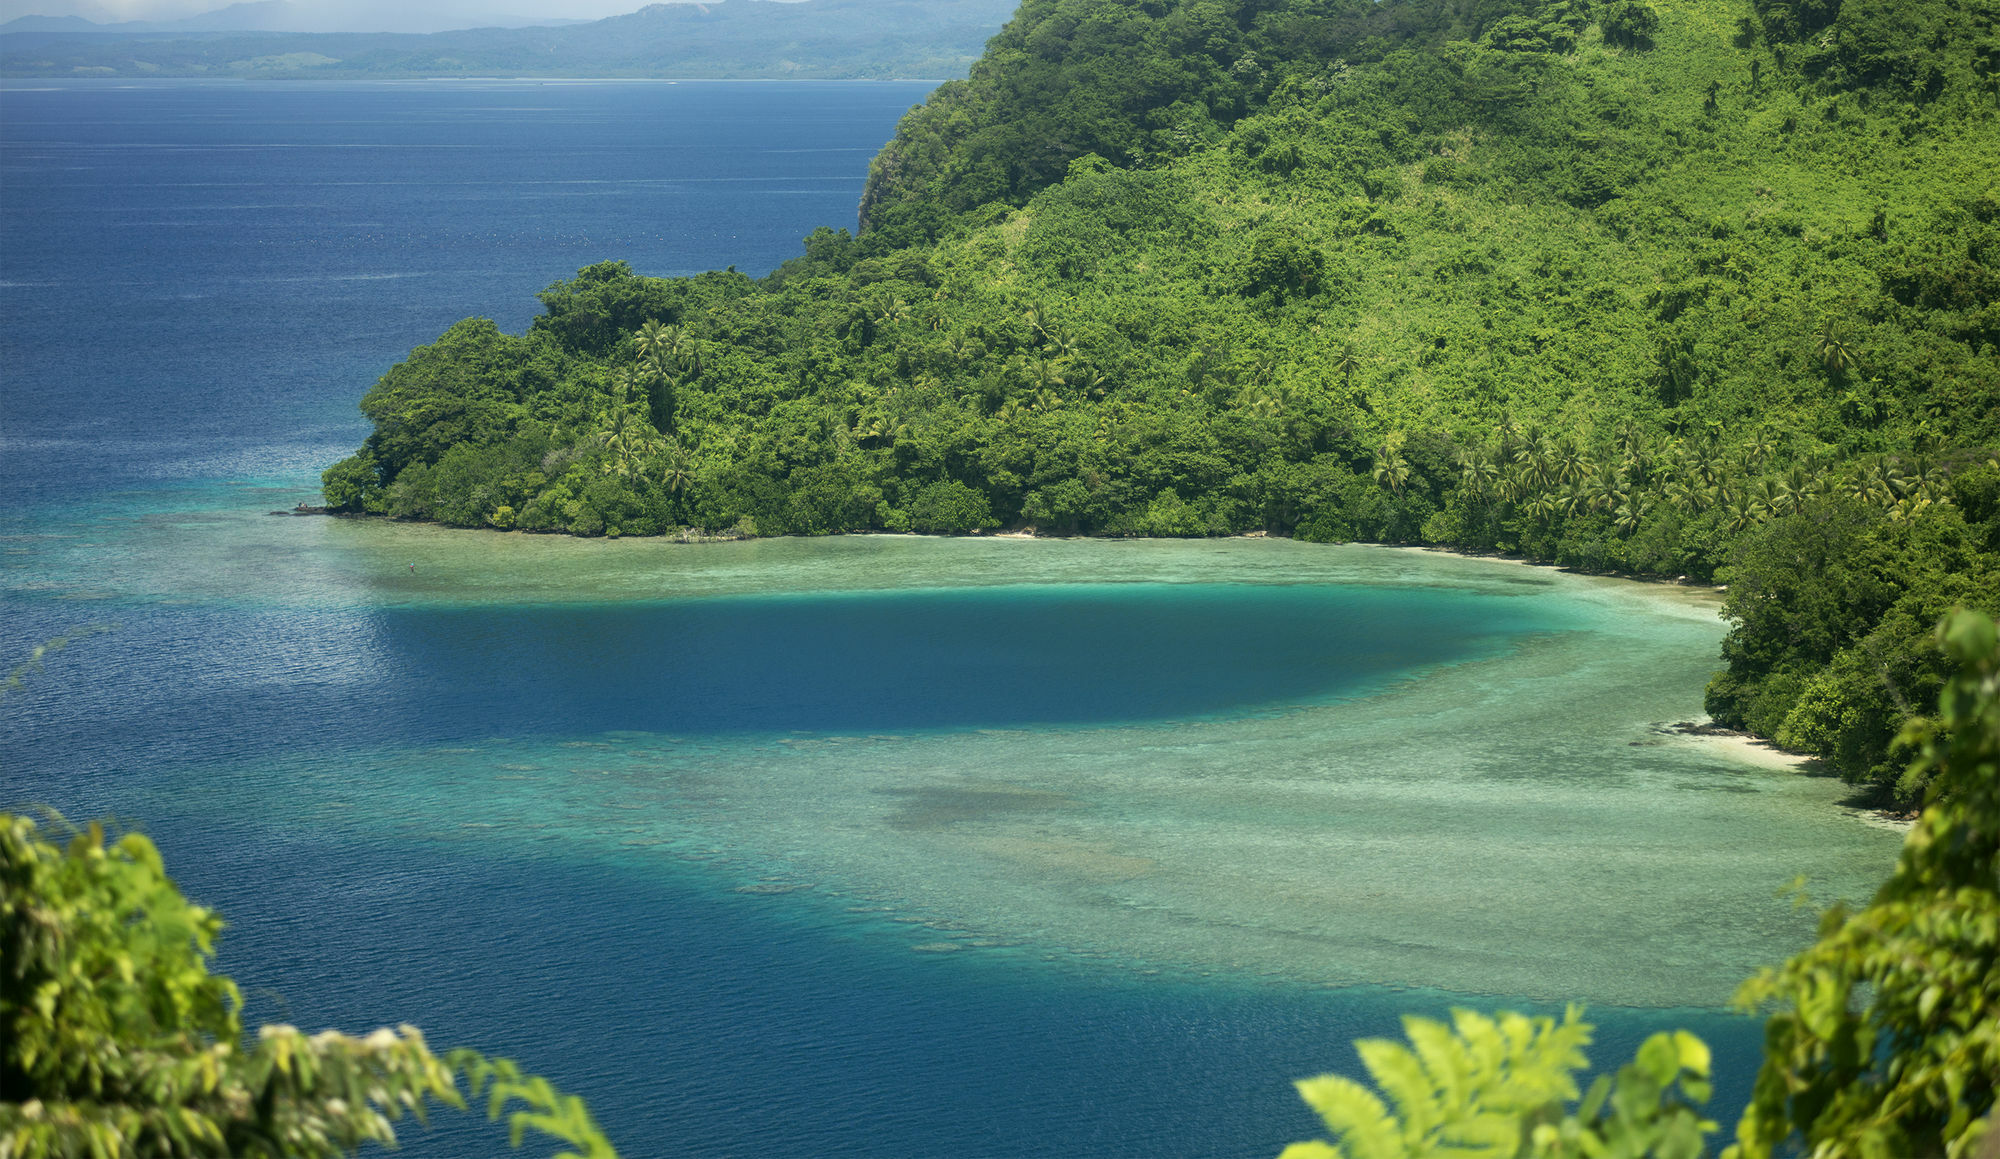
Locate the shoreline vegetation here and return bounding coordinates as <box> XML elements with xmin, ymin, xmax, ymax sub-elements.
<box><xmin>322</xmin><ymin>0</ymin><xmax>1999</xmax><ymax>818</ymax></box>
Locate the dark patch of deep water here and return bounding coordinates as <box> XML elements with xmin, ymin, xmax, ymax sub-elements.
<box><xmin>11</xmin><ymin>582</ymin><xmax>1543</xmax><ymax>752</ymax></box>
<box><xmin>181</xmin><ymin>822</ymin><xmax>1766</xmax><ymax>1158</ymax></box>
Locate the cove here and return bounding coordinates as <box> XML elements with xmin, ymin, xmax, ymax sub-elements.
<box><xmin>4</xmin><ymin>529</ymin><xmax>1905</xmax><ymax>1009</ymax></box>
<box><xmin>3</xmin><ymin>528</ymin><xmax>1906</xmax><ymax>1158</ymax></box>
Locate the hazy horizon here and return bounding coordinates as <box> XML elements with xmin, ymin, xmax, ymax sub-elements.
<box><xmin>0</xmin><ymin>0</ymin><xmax>719</xmax><ymax>34</ymax></box>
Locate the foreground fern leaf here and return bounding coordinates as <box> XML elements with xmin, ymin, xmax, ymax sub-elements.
<box><xmin>1282</xmin><ymin>1007</ymin><xmax>1713</xmax><ymax>1159</ymax></box>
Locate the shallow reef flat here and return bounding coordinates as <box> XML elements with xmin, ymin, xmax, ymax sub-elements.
<box><xmin>37</xmin><ymin>519</ymin><xmax>1901</xmax><ymax>1010</ymax></box>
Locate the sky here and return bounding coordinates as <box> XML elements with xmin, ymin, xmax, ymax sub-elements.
<box><xmin>0</xmin><ymin>0</ymin><xmax>672</xmax><ymax>32</ymax></box>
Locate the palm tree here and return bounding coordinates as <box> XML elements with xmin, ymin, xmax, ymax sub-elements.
<box><xmin>1907</xmin><ymin>456</ymin><xmax>1948</xmax><ymax>503</ymax></box>
<box><xmin>1333</xmin><ymin>343</ymin><xmax>1360</xmax><ymax>389</ymax></box>
<box><xmin>1614</xmin><ymin>493</ymin><xmax>1648</xmax><ymax>535</ymax></box>
<box><xmin>1775</xmin><ymin>466</ymin><xmax>1816</xmax><ymax>516</ymax></box>
<box><xmin>1024</xmin><ymin>304</ymin><xmax>1055</xmax><ymax>345</ymax></box>
<box><xmin>1456</xmin><ymin>449</ymin><xmax>1490</xmax><ymax>496</ymax></box>
<box><xmin>1815</xmin><ymin>321</ymin><xmax>1859</xmax><ymax>376</ymax></box>
<box><xmin>1749</xmin><ymin>477</ymin><xmax>1786</xmax><ymax>521</ymax></box>
<box><xmin>1241</xmin><ymin>385</ymin><xmax>1283</xmax><ymax>419</ymax></box>
<box><xmin>658</xmin><ymin>439</ymin><xmax>694</xmax><ymax>495</ymax></box>
<box><xmin>1614</xmin><ymin>420</ymin><xmax>1646</xmax><ymax>461</ymax></box>
<box><xmin>1889</xmin><ymin>494</ymin><xmax>1933</xmax><ymax>523</ymax></box>
<box><xmin>1740</xmin><ymin>433</ymin><xmax>1776</xmax><ymax>475</ymax></box>
<box><xmin>1621</xmin><ymin>446</ymin><xmax>1655</xmax><ymax>488</ymax></box>
<box><xmin>925</xmin><ymin>286</ymin><xmax>954</xmax><ymax>331</ymax></box>
<box><xmin>944</xmin><ymin>334</ymin><xmax>983</xmax><ymax>364</ymax></box>
<box><xmin>634</xmin><ymin>319</ymin><xmax>673</xmax><ymax>364</ymax></box>
<box><xmin>1869</xmin><ymin>458</ymin><xmax>1909</xmax><ymax>506</ymax></box>
<box><xmin>1513</xmin><ymin>431</ymin><xmax>1553</xmax><ymax>491</ymax></box>
<box><xmin>1583</xmin><ymin>462</ymin><xmax>1623</xmax><ymax>513</ymax></box>
<box><xmin>632</xmin><ymin>322</ymin><xmax>691</xmax><ymax>430</ymax></box>
<box><xmin>1554</xmin><ymin>439</ymin><xmax>1589</xmax><ymax>487</ymax></box>
<box><xmin>1026</xmin><ymin>357</ymin><xmax>1067</xmax><ymax>392</ymax></box>
<box><xmin>881</xmin><ymin>296</ymin><xmax>911</xmax><ymax>327</ymax></box>
<box><xmin>1374</xmin><ymin>440</ymin><xmax>1411</xmax><ymax>496</ymax></box>
<box><xmin>596</xmin><ymin>407</ymin><xmax>658</xmax><ymax>479</ymax></box>
<box><xmin>1840</xmin><ymin>461</ymin><xmax>1880</xmax><ymax>505</ymax></box>
<box><xmin>1723</xmin><ymin>493</ymin><xmax>1760</xmax><ymax>533</ymax></box>
<box><xmin>1839</xmin><ymin>388</ymin><xmax>1880</xmax><ymax>426</ymax></box>
<box><xmin>611</xmin><ymin>366</ymin><xmax>643</xmax><ymax>408</ymax></box>
<box><xmin>1686</xmin><ymin>444</ymin><xmax>1720</xmax><ymax>488</ymax></box>
<box><xmin>638</xmin><ymin>322</ymin><xmax>692</xmax><ymax>374</ymax></box>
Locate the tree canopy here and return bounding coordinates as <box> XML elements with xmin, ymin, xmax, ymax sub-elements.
<box><xmin>0</xmin><ymin>814</ymin><xmax>617</xmax><ymax>1158</ymax></box>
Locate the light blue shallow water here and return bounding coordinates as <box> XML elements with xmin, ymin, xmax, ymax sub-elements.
<box><xmin>0</xmin><ymin>81</ymin><xmax>1904</xmax><ymax>1157</ymax></box>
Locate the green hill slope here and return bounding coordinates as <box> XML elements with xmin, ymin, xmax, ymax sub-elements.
<box><xmin>324</xmin><ymin>0</ymin><xmax>2000</xmax><ymax>803</ymax></box>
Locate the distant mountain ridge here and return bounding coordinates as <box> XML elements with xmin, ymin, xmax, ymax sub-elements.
<box><xmin>0</xmin><ymin>2</ymin><xmax>592</xmax><ymax>34</ymax></box>
<box><xmin>0</xmin><ymin>0</ymin><xmax>1011</xmax><ymax>76</ymax></box>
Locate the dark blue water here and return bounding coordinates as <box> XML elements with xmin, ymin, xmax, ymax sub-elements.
<box><xmin>186</xmin><ymin>826</ymin><xmax>1760</xmax><ymax>1159</ymax></box>
<box><xmin>0</xmin><ymin>81</ymin><xmax>1768</xmax><ymax>1156</ymax></box>
<box><xmin>0</xmin><ymin>78</ymin><xmax>924</xmax><ymax>503</ymax></box>
<box><xmin>2</xmin><ymin>582</ymin><xmax>1540</xmax><ymax>772</ymax></box>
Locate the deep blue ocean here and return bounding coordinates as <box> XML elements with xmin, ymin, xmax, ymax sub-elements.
<box><xmin>0</xmin><ymin>78</ymin><xmax>918</xmax><ymax>503</ymax></box>
<box><xmin>0</xmin><ymin>79</ymin><xmax>1877</xmax><ymax>1157</ymax></box>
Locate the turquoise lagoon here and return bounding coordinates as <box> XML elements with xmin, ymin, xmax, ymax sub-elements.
<box><xmin>2</xmin><ymin>499</ymin><xmax>1907</xmax><ymax>1155</ymax></box>
<box><xmin>11</xmin><ymin>511</ymin><xmax>1900</xmax><ymax>1008</ymax></box>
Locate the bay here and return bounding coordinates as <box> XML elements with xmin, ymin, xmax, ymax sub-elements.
<box><xmin>0</xmin><ymin>80</ymin><xmax>1903</xmax><ymax>1157</ymax></box>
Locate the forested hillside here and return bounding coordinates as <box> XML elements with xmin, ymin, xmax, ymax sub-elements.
<box><xmin>324</xmin><ymin>0</ymin><xmax>2000</xmax><ymax>805</ymax></box>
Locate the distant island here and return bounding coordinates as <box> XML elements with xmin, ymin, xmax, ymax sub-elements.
<box><xmin>0</xmin><ymin>0</ymin><xmax>1017</xmax><ymax>78</ymax></box>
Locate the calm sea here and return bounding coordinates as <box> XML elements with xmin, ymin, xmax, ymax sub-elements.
<box><xmin>0</xmin><ymin>80</ymin><xmax>1901</xmax><ymax>1156</ymax></box>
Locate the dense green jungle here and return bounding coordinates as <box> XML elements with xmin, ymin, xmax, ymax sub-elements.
<box><xmin>323</xmin><ymin>0</ymin><xmax>2000</xmax><ymax>807</ymax></box>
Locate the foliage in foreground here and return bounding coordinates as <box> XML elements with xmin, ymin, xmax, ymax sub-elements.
<box><xmin>0</xmin><ymin>814</ymin><xmax>617</xmax><ymax>1158</ymax></box>
<box><xmin>1282</xmin><ymin>610</ymin><xmax>2000</xmax><ymax>1159</ymax></box>
<box><xmin>1279</xmin><ymin>1008</ymin><xmax>1716</xmax><ymax>1159</ymax></box>
<box><xmin>1729</xmin><ymin>609</ymin><xmax>2000</xmax><ymax>1158</ymax></box>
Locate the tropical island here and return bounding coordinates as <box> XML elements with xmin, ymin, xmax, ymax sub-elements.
<box><xmin>320</xmin><ymin>0</ymin><xmax>2000</xmax><ymax>813</ymax></box>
